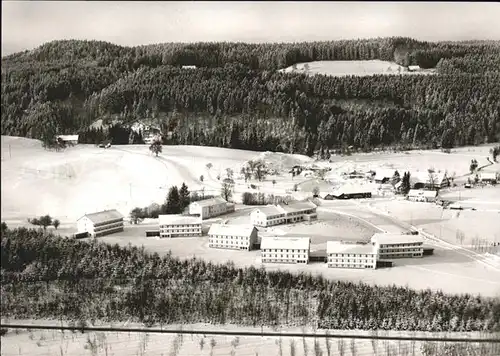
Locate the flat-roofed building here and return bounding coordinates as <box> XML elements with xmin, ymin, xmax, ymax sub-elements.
<box><xmin>208</xmin><ymin>223</ymin><xmax>258</xmax><ymax>251</ymax></box>
<box><xmin>370</xmin><ymin>233</ymin><xmax>424</xmax><ymax>259</ymax></box>
<box><xmin>250</xmin><ymin>201</ymin><xmax>317</xmax><ymax>227</ymax></box>
<box><xmin>260</xmin><ymin>236</ymin><xmax>310</xmax><ymax>264</ymax></box>
<box><xmin>158</xmin><ymin>215</ymin><xmax>202</xmax><ymax>238</ymax></box>
<box><xmin>407</xmin><ymin>189</ymin><xmax>438</xmax><ymax>202</ymax></box>
<box><xmin>189</xmin><ymin>197</ymin><xmax>235</xmax><ymax>220</ymax></box>
<box><xmin>77</xmin><ymin>209</ymin><xmax>124</xmax><ymax>237</ymax></box>
<box><xmin>326</xmin><ymin>241</ymin><xmax>378</xmax><ymax>269</ymax></box>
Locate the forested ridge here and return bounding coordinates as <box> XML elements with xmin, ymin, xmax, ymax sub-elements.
<box><xmin>2</xmin><ymin>227</ymin><xmax>500</xmax><ymax>332</ymax></box>
<box><xmin>2</xmin><ymin>37</ymin><xmax>500</xmax><ymax>154</ymax></box>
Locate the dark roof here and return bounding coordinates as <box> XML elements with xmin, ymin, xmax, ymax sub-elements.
<box><xmin>79</xmin><ymin>209</ymin><xmax>123</xmax><ymax>224</ymax></box>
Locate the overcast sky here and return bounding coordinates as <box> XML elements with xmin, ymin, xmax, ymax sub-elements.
<box><xmin>2</xmin><ymin>1</ymin><xmax>500</xmax><ymax>55</ymax></box>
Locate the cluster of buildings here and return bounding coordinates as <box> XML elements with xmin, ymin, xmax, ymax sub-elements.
<box><xmin>75</xmin><ymin>170</ymin><xmax>431</xmax><ymax>270</ymax></box>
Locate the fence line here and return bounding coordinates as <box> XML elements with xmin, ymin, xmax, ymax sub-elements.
<box><xmin>1</xmin><ymin>324</ymin><xmax>499</xmax><ymax>343</ymax></box>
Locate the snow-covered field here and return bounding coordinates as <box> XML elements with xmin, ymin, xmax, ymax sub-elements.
<box><xmin>0</xmin><ymin>136</ymin><xmax>314</xmax><ymax>223</ymax></box>
<box><xmin>2</xmin><ymin>136</ymin><xmax>500</xmax><ymax>296</ymax></box>
<box><xmin>278</xmin><ymin>60</ymin><xmax>437</xmax><ymax>77</ymax></box>
<box><xmin>2</xmin><ymin>319</ymin><xmax>497</xmax><ymax>356</ymax></box>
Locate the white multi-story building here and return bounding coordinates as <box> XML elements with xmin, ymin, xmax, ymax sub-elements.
<box><xmin>370</xmin><ymin>233</ymin><xmax>424</xmax><ymax>259</ymax></box>
<box><xmin>260</xmin><ymin>236</ymin><xmax>310</xmax><ymax>264</ymax></box>
<box><xmin>158</xmin><ymin>215</ymin><xmax>202</xmax><ymax>238</ymax></box>
<box><xmin>189</xmin><ymin>197</ymin><xmax>235</xmax><ymax>220</ymax></box>
<box><xmin>208</xmin><ymin>223</ymin><xmax>258</xmax><ymax>251</ymax></box>
<box><xmin>77</xmin><ymin>209</ymin><xmax>124</xmax><ymax>237</ymax></box>
<box><xmin>250</xmin><ymin>201</ymin><xmax>317</xmax><ymax>227</ymax></box>
<box><xmin>326</xmin><ymin>241</ymin><xmax>378</xmax><ymax>269</ymax></box>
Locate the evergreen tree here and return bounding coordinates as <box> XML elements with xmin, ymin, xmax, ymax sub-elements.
<box><xmin>166</xmin><ymin>186</ymin><xmax>181</xmax><ymax>214</ymax></box>
<box><xmin>401</xmin><ymin>172</ymin><xmax>411</xmax><ymax>194</ymax></box>
<box><xmin>179</xmin><ymin>183</ymin><xmax>190</xmax><ymax>211</ymax></box>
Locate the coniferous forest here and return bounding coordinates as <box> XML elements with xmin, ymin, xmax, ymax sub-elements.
<box><xmin>2</xmin><ymin>38</ymin><xmax>500</xmax><ymax>154</ymax></box>
<box><xmin>2</xmin><ymin>227</ymin><xmax>500</xmax><ymax>332</ymax></box>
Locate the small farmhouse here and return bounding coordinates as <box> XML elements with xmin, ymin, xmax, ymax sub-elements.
<box><xmin>56</xmin><ymin>135</ymin><xmax>79</xmax><ymax>145</ymax></box>
<box><xmin>374</xmin><ymin>169</ymin><xmax>398</xmax><ymax>184</ymax></box>
<box><xmin>158</xmin><ymin>215</ymin><xmax>202</xmax><ymax>238</ymax></box>
<box><xmin>480</xmin><ymin>172</ymin><xmax>498</xmax><ymax>184</ymax></box>
<box><xmin>208</xmin><ymin>223</ymin><xmax>258</xmax><ymax>251</ymax></box>
<box><xmin>181</xmin><ymin>65</ymin><xmax>197</xmax><ymax>69</ymax></box>
<box><xmin>408</xmin><ymin>65</ymin><xmax>421</xmax><ymax>71</ymax></box>
<box><xmin>407</xmin><ymin>189</ymin><xmax>438</xmax><ymax>203</ymax></box>
<box><xmin>260</xmin><ymin>236</ymin><xmax>310</xmax><ymax>264</ymax></box>
<box><xmin>250</xmin><ymin>201</ymin><xmax>317</xmax><ymax>227</ymax></box>
<box><xmin>189</xmin><ymin>197</ymin><xmax>235</xmax><ymax>220</ymax></box>
<box><xmin>410</xmin><ymin>171</ymin><xmax>449</xmax><ymax>190</ymax></box>
<box><xmin>326</xmin><ymin>241</ymin><xmax>378</xmax><ymax>269</ymax></box>
<box><xmin>370</xmin><ymin>233</ymin><xmax>424</xmax><ymax>259</ymax></box>
<box><xmin>77</xmin><ymin>209</ymin><xmax>124</xmax><ymax>238</ymax></box>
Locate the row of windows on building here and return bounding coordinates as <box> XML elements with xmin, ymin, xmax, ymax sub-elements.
<box><xmin>328</xmin><ymin>258</ymin><xmax>375</xmax><ymax>264</ymax></box>
<box><xmin>328</xmin><ymin>263</ymin><xmax>375</xmax><ymax>269</ymax></box>
<box><xmin>261</xmin><ymin>259</ymin><xmax>307</xmax><ymax>263</ymax></box>
<box><xmin>94</xmin><ymin>222</ymin><xmax>123</xmax><ymax>232</ymax></box>
<box><xmin>262</xmin><ymin>253</ymin><xmax>307</xmax><ymax>259</ymax></box>
<box><xmin>379</xmin><ymin>248</ymin><xmax>422</xmax><ymax>253</ymax></box>
<box><xmin>262</xmin><ymin>249</ymin><xmax>308</xmax><ymax>253</ymax></box>
<box><xmin>209</xmin><ymin>235</ymin><xmax>249</xmax><ymax>240</ymax></box>
<box><xmin>379</xmin><ymin>243</ymin><xmax>421</xmax><ymax>248</ymax></box>
<box><xmin>328</xmin><ymin>253</ymin><xmax>376</xmax><ymax>258</ymax></box>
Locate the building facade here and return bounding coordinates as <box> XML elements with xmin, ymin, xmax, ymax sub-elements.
<box><xmin>189</xmin><ymin>197</ymin><xmax>235</xmax><ymax>220</ymax></box>
<box><xmin>208</xmin><ymin>223</ymin><xmax>258</xmax><ymax>251</ymax></box>
<box><xmin>158</xmin><ymin>215</ymin><xmax>202</xmax><ymax>238</ymax></box>
<box><xmin>260</xmin><ymin>236</ymin><xmax>310</xmax><ymax>264</ymax></box>
<box><xmin>77</xmin><ymin>209</ymin><xmax>124</xmax><ymax>237</ymax></box>
<box><xmin>407</xmin><ymin>189</ymin><xmax>438</xmax><ymax>202</ymax></box>
<box><xmin>326</xmin><ymin>241</ymin><xmax>378</xmax><ymax>269</ymax></box>
<box><xmin>370</xmin><ymin>233</ymin><xmax>424</xmax><ymax>259</ymax></box>
<box><xmin>250</xmin><ymin>201</ymin><xmax>317</xmax><ymax>227</ymax></box>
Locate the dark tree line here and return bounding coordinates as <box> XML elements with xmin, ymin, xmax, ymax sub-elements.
<box><xmin>1</xmin><ymin>227</ymin><xmax>499</xmax><ymax>333</ymax></box>
<box><xmin>2</xmin><ymin>38</ymin><xmax>499</xmax><ymax>155</ymax></box>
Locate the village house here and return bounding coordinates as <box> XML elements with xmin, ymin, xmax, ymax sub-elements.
<box><xmin>326</xmin><ymin>241</ymin><xmax>378</xmax><ymax>269</ymax></box>
<box><xmin>374</xmin><ymin>169</ymin><xmax>398</xmax><ymax>184</ymax></box>
<box><xmin>407</xmin><ymin>189</ymin><xmax>438</xmax><ymax>203</ymax></box>
<box><xmin>189</xmin><ymin>197</ymin><xmax>235</xmax><ymax>220</ymax></box>
<box><xmin>480</xmin><ymin>172</ymin><xmax>498</xmax><ymax>184</ymax></box>
<box><xmin>56</xmin><ymin>135</ymin><xmax>79</xmax><ymax>145</ymax></box>
<box><xmin>77</xmin><ymin>209</ymin><xmax>124</xmax><ymax>238</ymax></box>
<box><xmin>208</xmin><ymin>223</ymin><xmax>258</xmax><ymax>251</ymax></box>
<box><xmin>410</xmin><ymin>171</ymin><xmax>450</xmax><ymax>190</ymax></box>
<box><xmin>250</xmin><ymin>201</ymin><xmax>317</xmax><ymax>227</ymax></box>
<box><xmin>260</xmin><ymin>236</ymin><xmax>310</xmax><ymax>264</ymax></box>
<box><xmin>370</xmin><ymin>233</ymin><xmax>424</xmax><ymax>259</ymax></box>
<box><xmin>408</xmin><ymin>65</ymin><xmax>421</xmax><ymax>72</ymax></box>
<box><xmin>158</xmin><ymin>215</ymin><xmax>202</xmax><ymax>238</ymax></box>
<box><xmin>181</xmin><ymin>65</ymin><xmax>197</xmax><ymax>69</ymax></box>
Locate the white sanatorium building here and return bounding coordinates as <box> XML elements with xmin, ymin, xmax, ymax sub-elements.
<box><xmin>189</xmin><ymin>197</ymin><xmax>235</xmax><ymax>220</ymax></box>
<box><xmin>326</xmin><ymin>241</ymin><xmax>378</xmax><ymax>269</ymax></box>
<box><xmin>158</xmin><ymin>215</ymin><xmax>202</xmax><ymax>238</ymax></box>
<box><xmin>370</xmin><ymin>233</ymin><xmax>424</xmax><ymax>259</ymax></box>
<box><xmin>251</xmin><ymin>201</ymin><xmax>317</xmax><ymax>227</ymax></box>
<box><xmin>260</xmin><ymin>236</ymin><xmax>310</xmax><ymax>264</ymax></box>
<box><xmin>208</xmin><ymin>223</ymin><xmax>258</xmax><ymax>251</ymax></box>
<box><xmin>77</xmin><ymin>209</ymin><xmax>124</xmax><ymax>238</ymax></box>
